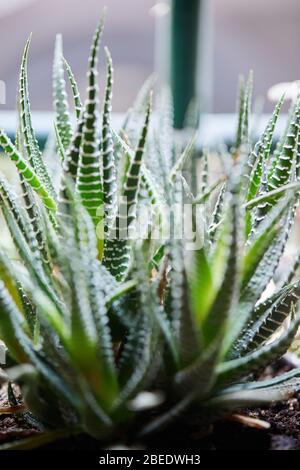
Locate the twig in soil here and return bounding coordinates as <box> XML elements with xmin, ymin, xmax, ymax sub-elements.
<box><xmin>230</xmin><ymin>413</ymin><xmax>271</xmax><ymax>430</ymax></box>
<box><xmin>0</xmin><ymin>404</ymin><xmax>27</xmax><ymax>415</ymax></box>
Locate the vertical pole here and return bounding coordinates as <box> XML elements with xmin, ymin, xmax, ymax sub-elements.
<box><xmin>170</xmin><ymin>0</ymin><xmax>211</xmax><ymax>129</ymax></box>
<box><xmin>171</xmin><ymin>0</ymin><xmax>200</xmax><ymax>129</ymax></box>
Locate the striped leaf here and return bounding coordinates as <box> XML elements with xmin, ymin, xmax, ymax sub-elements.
<box><xmin>217</xmin><ymin>306</ymin><xmax>300</xmax><ymax>384</ymax></box>
<box><xmin>234</xmin><ymin>72</ymin><xmax>253</xmax><ymax>154</ymax></box>
<box><xmin>268</xmin><ymin>99</ymin><xmax>297</xmax><ymax>182</ymax></box>
<box><xmin>169</xmin><ymin>133</ymin><xmax>196</xmax><ymax>183</ymax></box>
<box><xmin>101</xmin><ymin>47</ymin><xmax>117</xmax><ymax>234</ymax></box>
<box><xmin>62</xmin><ymin>195</ymin><xmax>118</xmax><ymax>409</ymax></box>
<box><xmin>115</xmin><ymin>250</ymin><xmax>160</xmax><ymax>408</ymax></box>
<box><xmin>63</xmin><ymin>57</ymin><xmax>82</xmax><ymax>119</ymax></box>
<box><xmin>53</xmin><ymin>34</ymin><xmax>72</xmax><ymax>150</ymax></box>
<box><xmin>268</xmin><ymin>101</ymin><xmax>300</xmax><ymax>192</ymax></box>
<box><xmin>242</xmin><ymin>282</ymin><xmax>300</xmax><ymax>354</ymax></box>
<box><xmin>58</xmin><ymin>115</ymin><xmax>84</xmax><ymax>221</ymax></box>
<box><xmin>19</xmin><ymin>35</ymin><xmax>55</xmax><ymax>197</ymax></box>
<box><xmin>76</xmin><ymin>18</ymin><xmax>104</xmax><ymax>226</ymax></box>
<box><xmin>207</xmin><ymin>375</ymin><xmax>300</xmax><ymax>411</ymax></box>
<box><xmin>227</xmin><ymin>197</ymin><xmax>297</xmax><ymax>358</ymax></box>
<box><xmin>121</xmin><ymin>74</ymin><xmax>156</xmax><ymax>147</ymax></box>
<box><xmin>103</xmin><ymin>96</ymin><xmax>152</xmax><ymax>280</ymax></box>
<box><xmin>0</xmin><ymin>175</ymin><xmax>28</xmax><ymax>240</ymax></box>
<box><xmin>206</xmin><ymin>177</ymin><xmax>242</xmax><ymax>350</ymax></box>
<box><xmin>208</xmin><ymin>183</ymin><xmax>226</xmax><ymax>242</ymax></box>
<box><xmin>246</xmin><ymin>96</ymin><xmax>284</xmax><ymax>202</ymax></box>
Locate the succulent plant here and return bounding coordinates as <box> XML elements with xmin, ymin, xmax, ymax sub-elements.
<box><xmin>0</xmin><ymin>16</ymin><xmax>300</xmax><ymax>448</ymax></box>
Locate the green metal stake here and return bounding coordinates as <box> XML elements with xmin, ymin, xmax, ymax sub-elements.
<box><xmin>171</xmin><ymin>0</ymin><xmax>200</xmax><ymax>129</ymax></box>
<box><xmin>170</xmin><ymin>0</ymin><xmax>211</xmax><ymax>129</ymax></box>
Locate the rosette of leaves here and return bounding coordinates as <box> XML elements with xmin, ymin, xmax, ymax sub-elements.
<box><xmin>0</xmin><ymin>17</ymin><xmax>300</xmax><ymax>449</ymax></box>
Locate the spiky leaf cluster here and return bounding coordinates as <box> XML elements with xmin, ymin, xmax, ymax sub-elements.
<box><xmin>0</xmin><ymin>19</ymin><xmax>300</xmax><ymax>447</ymax></box>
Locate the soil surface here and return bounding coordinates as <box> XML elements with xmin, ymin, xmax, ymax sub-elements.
<box><xmin>1</xmin><ymin>359</ymin><xmax>300</xmax><ymax>450</ymax></box>
<box><xmin>0</xmin><ymin>385</ymin><xmax>40</xmax><ymax>445</ymax></box>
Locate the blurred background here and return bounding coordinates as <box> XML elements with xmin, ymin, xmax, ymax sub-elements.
<box><xmin>0</xmin><ymin>0</ymin><xmax>300</xmax><ymax>114</ymax></box>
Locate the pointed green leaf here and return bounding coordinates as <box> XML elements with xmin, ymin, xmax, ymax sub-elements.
<box><xmin>0</xmin><ymin>130</ymin><xmax>57</xmax><ymax>211</ymax></box>
<box><xmin>53</xmin><ymin>34</ymin><xmax>72</xmax><ymax>150</ymax></box>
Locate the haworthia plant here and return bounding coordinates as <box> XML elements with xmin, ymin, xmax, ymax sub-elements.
<box><xmin>0</xmin><ymin>16</ymin><xmax>300</xmax><ymax>450</ymax></box>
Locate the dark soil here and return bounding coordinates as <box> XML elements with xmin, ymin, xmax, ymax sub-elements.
<box><xmin>0</xmin><ymin>385</ymin><xmax>40</xmax><ymax>444</ymax></box>
<box><xmin>1</xmin><ymin>359</ymin><xmax>300</xmax><ymax>450</ymax></box>
<box><xmin>142</xmin><ymin>393</ymin><xmax>300</xmax><ymax>450</ymax></box>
